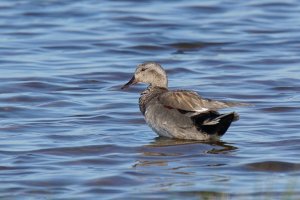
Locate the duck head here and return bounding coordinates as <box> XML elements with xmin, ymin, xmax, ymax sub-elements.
<box><xmin>122</xmin><ymin>62</ymin><xmax>168</xmax><ymax>89</ymax></box>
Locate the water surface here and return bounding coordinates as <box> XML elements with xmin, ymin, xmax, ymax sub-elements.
<box><xmin>0</xmin><ymin>0</ymin><xmax>300</xmax><ymax>199</ymax></box>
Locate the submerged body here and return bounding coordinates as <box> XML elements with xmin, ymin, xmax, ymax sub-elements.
<box><xmin>122</xmin><ymin>62</ymin><xmax>245</xmax><ymax>141</ymax></box>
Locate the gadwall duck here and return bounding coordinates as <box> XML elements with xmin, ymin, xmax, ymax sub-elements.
<box><xmin>122</xmin><ymin>62</ymin><xmax>246</xmax><ymax>141</ymax></box>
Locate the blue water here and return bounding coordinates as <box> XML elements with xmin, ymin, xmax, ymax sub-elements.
<box><xmin>0</xmin><ymin>0</ymin><xmax>300</xmax><ymax>199</ymax></box>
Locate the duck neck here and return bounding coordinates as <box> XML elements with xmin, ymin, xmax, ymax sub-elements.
<box><xmin>152</xmin><ymin>78</ymin><xmax>168</xmax><ymax>88</ymax></box>
<box><xmin>139</xmin><ymin>85</ymin><xmax>168</xmax><ymax>115</ymax></box>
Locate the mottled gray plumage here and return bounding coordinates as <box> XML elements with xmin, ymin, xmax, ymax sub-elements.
<box><xmin>122</xmin><ymin>62</ymin><xmax>246</xmax><ymax>141</ymax></box>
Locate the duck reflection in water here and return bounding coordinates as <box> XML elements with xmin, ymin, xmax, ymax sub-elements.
<box><xmin>133</xmin><ymin>137</ymin><xmax>238</xmax><ymax>168</ymax></box>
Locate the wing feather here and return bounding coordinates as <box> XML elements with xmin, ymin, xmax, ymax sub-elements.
<box><xmin>159</xmin><ymin>90</ymin><xmax>246</xmax><ymax>112</ymax></box>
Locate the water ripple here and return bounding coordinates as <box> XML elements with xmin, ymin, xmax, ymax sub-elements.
<box><xmin>0</xmin><ymin>0</ymin><xmax>300</xmax><ymax>199</ymax></box>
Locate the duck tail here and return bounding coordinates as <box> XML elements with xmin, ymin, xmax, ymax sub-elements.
<box><xmin>213</xmin><ymin>112</ymin><xmax>236</xmax><ymax>136</ymax></box>
<box><xmin>193</xmin><ymin>112</ymin><xmax>237</xmax><ymax>137</ymax></box>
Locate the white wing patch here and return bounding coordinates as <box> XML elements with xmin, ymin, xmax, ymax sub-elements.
<box><xmin>194</xmin><ymin>108</ymin><xmax>209</xmax><ymax>112</ymax></box>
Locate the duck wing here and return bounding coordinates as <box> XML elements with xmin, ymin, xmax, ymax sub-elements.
<box><xmin>159</xmin><ymin>90</ymin><xmax>245</xmax><ymax>113</ymax></box>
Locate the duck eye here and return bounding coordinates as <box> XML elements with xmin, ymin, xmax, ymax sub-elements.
<box><xmin>141</xmin><ymin>68</ymin><xmax>147</xmax><ymax>72</ymax></box>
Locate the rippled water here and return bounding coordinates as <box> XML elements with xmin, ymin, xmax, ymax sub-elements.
<box><xmin>1</xmin><ymin>0</ymin><xmax>300</xmax><ymax>199</ymax></box>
